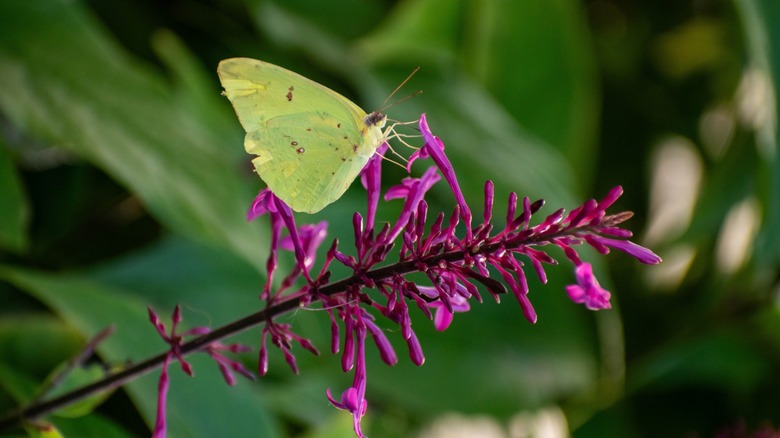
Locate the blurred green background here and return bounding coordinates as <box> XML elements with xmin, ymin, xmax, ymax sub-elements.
<box><xmin>1</xmin><ymin>0</ymin><xmax>779</xmax><ymax>436</ymax></box>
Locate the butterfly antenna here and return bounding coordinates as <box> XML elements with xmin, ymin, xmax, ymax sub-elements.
<box><xmin>379</xmin><ymin>90</ymin><xmax>423</xmax><ymax>113</ymax></box>
<box><xmin>379</xmin><ymin>66</ymin><xmax>421</xmax><ymax>110</ymax></box>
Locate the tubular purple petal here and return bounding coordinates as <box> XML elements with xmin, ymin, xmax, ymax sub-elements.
<box><xmin>172</xmin><ymin>305</ymin><xmax>182</xmax><ymax>325</ymax></box>
<box><xmin>342</xmin><ymin>315</ymin><xmax>355</xmax><ymax>372</ymax></box>
<box><xmin>280</xmin><ymin>222</ymin><xmax>328</xmax><ymax>271</ymax></box>
<box><xmin>281</xmin><ymin>345</ymin><xmax>300</xmax><ymax>375</ymax></box>
<box><xmin>360</xmin><ymin>144</ymin><xmax>387</xmax><ymax>229</ymax></box>
<box><xmin>214</xmin><ymin>359</ymin><xmax>236</xmax><ymax>386</ymax></box>
<box><xmin>418</xmin><ymin>114</ymin><xmax>472</xmax><ymax>234</ymax></box>
<box><xmin>506</xmin><ymin>192</ymin><xmax>518</xmax><ymax>230</ymax></box>
<box><xmin>484</xmin><ymin>180</ymin><xmax>494</xmax><ymax>224</ymax></box>
<box><xmin>597</xmin><ymin>186</ymin><xmax>623</xmax><ymax>212</ymax></box>
<box><xmin>365</xmin><ymin>318</ymin><xmax>398</xmax><ymax>365</ymax></box>
<box><xmin>529</xmin><ymin>253</ymin><xmax>548</xmax><ymax>284</ymax></box>
<box><xmin>297</xmin><ymin>337</ymin><xmax>320</xmax><ymax>356</ymax></box>
<box><xmin>148</xmin><ymin>307</ymin><xmax>168</xmax><ymax>339</ymax></box>
<box><xmin>583</xmin><ymin>234</ymin><xmax>610</xmax><ymax>254</ymax></box>
<box><xmin>258</xmin><ymin>337</ymin><xmax>269</xmax><ymax>376</ymax></box>
<box><xmin>597</xmin><ymin>226</ymin><xmax>633</xmax><ymax>238</ymax></box>
<box><xmin>247</xmin><ymin>188</ymin><xmax>274</xmax><ymax>221</ymax></box>
<box><xmin>152</xmin><ymin>355</ymin><xmax>171</xmax><ymax>438</ymax></box>
<box><xmin>432</xmin><ymin>305</ymin><xmax>454</xmax><ymax>331</ymax></box>
<box><xmin>387</xmin><ymin>167</ymin><xmax>441</xmax><ymax>242</ymax></box>
<box><xmin>554</xmin><ymin>239</ymin><xmax>583</xmax><ymax>265</ymax></box>
<box><xmin>330</xmin><ymin>316</ymin><xmax>341</xmax><ymax>354</ymax></box>
<box><xmin>534</xmin><ymin>208</ymin><xmax>565</xmax><ymax>234</ymax></box>
<box><xmin>566</xmin><ymin>263</ymin><xmax>612</xmax><ymax>310</ymax></box>
<box><xmin>274</xmin><ymin>196</ymin><xmax>314</xmax><ymax>283</ymax></box>
<box><xmin>589</xmin><ymin>235</ymin><xmax>663</xmax><ymax>264</ymax></box>
<box><xmin>406</xmin><ymin>329</ymin><xmax>425</xmax><ymax>366</ymax></box>
<box><xmin>517</xmin><ymin>292</ymin><xmax>538</xmax><ymax>323</ymax></box>
<box><xmin>567</xmin><ymin>199</ymin><xmax>598</xmax><ymax>227</ymax></box>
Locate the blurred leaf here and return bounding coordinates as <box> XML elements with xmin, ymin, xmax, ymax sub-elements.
<box><xmin>0</xmin><ymin>362</ymin><xmax>39</xmax><ymax>407</ymax></box>
<box><xmin>87</xmin><ymin>235</ymin><xmax>264</xmax><ymax>329</ymax></box>
<box><xmin>301</xmin><ymin>410</ymin><xmax>360</xmax><ymax>438</ymax></box>
<box><xmin>356</xmin><ymin>0</ymin><xmax>463</xmax><ymax>65</ymax></box>
<box><xmin>150</xmin><ymin>29</ymin><xmax>242</xmax><ymax>158</ymax></box>
<box><xmin>0</xmin><ymin>0</ymin><xmax>266</xmax><ymax>268</ymax></box>
<box><xmin>0</xmin><ymin>141</ymin><xmax>29</xmax><ymax>253</ymax></box>
<box><xmin>23</xmin><ymin>421</ymin><xmax>63</xmax><ymax>438</ymax></box>
<box><xmin>629</xmin><ymin>328</ymin><xmax>770</xmax><ymax>394</ymax></box>
<box><xmin>261</xmin><ymin>0</ymin><xmax>386</xmax><ymax>41</ymax></box>
<box><xmin>0</xmin><ymin>316</ymin><xmax>83</xmax><ymax>401</ymax></box>
<box><xmin>735</xmin><ymin>0</ymin><xmax>780</xmax><ymax>266</ymax></box>
<box><xmin>50</xmin><ymin>414</ymin><xmax>136</xmax><ymax>438</ymax></box>
<box><xmin>46</xmin><ymin>364</ymin><xmax>114</xmax><ymax>419</ymax></box>
<box><xmin>0</xmin><ymin>265</ymin><xmax>279</xmax><ymax>437</ymax></box>
<box><xmin>460</xmin><ymin>0</ymin><xmax>599</xmax><ymax>172</ymax></box>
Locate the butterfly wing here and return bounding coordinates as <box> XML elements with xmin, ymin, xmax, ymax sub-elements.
<box><xmin>218</xmin><ymin>58</ymin><xmax>383</xmax><ymax>213</ymax></box>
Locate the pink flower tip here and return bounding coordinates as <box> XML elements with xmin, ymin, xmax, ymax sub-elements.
<box><xmin>566</xmin><ymin>263</ymin><xmax>612</xmax><ymax>310</ymax></box>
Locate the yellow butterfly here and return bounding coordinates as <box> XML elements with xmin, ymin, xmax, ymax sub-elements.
<box><xmin>218</xmin><ymin>58</ymin><xmax>388</xmax><ymax>213</ymax></box>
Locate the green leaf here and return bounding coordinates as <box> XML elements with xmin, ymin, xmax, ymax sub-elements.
<box><xmin>736</xmin><ymin>0</ymin><xmax>780</xmax><ymax>265</ymax></box>
<box><xmin>0</xmin><ymin>139</ymin><xmax>29</xmax><ymax>253</ymax></box>
<box><xmin>0</xmin><ymin>0</ymin><xmax>266</xmax><ymax>268</ymax></box>
<box><xmin>0</xmin><ymin>316</ymin><xmax>83</xmax><ymax>404</ymax></box>
<box><xmin>460</xmin><ymin>0</ymin><xmax>599</xmax><ymax>163</ymax></box>
<box><xmin>46</xmin><ymin>364</ymin><xmax>114</xmax><ymax>419</ymax></box>
<box><xmin>628</xmin><ymin>328</ymin><xmax>770</xmax><ymax>394</ymax></box>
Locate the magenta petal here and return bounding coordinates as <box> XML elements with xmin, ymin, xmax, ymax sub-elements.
<box><xmin>590</xmin><ymin>235</ymin><xmax>663</xmax><ymax>264</ymax></box>
<box><xmin>418</xmin><ymin>114</ymin><xmax>472</xmax><ymax>232</ymax></box>
<box><xmin>597</xmin><ymin>186</ymin><xmax>623</xmax><ymax>211</ymax></box>
<box><xmin>406</xmin><ymin>329</ymin><xmax>425</xmax><ymax>366</ymax></box>
<box><xmin>247</xmin><ymin>188</ymin><xmax>275</xmax><ymax>221</ymax></box>
<box><xmin>152</xmin><ymin>355</ymin><xmax>171</xmax><ymax>438</ymax></box>
<box><xmin>365</xmin><ymin>319</ymin><xmax>398</xmax><ymax>365</ymax></box>
<box><xmin>433</xmin><ymin>305</ymin><xmax>454</xmax><ymax>331</ymax></box>
<box><xmin>566</xmin><ymin>263</ymin><xmax>612</xmax><ymax>310</ymax></box>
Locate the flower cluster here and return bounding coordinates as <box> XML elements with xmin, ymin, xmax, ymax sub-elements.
<box><xmin>150</xmin><ymin>114</ymin><xmax>661</xmax><ymax>437</ymax></box>
<box><xmin>147</xmin><ymin>306</ymin><xmax>254</xmax><ymax>438</ymax></box>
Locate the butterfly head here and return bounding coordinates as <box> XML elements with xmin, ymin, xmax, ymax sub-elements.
<box><xmin>364</xmin><ymin>111</ymin><xmax>387</xmax><ymax>129</ymax></box>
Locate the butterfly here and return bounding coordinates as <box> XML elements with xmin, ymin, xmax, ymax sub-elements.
<box><xmin>218</xmin><ymin>58</ymin><xmax>388</xmax><ymax>213</ymax></box>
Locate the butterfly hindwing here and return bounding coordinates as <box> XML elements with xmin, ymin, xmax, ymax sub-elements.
<box><xmin>245</xmin><ymin>113</ymin><xmax>373</xmax><ymax>212</ymax></box>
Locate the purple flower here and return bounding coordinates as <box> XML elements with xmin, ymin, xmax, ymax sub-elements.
<box><xmin>424</xmin><ymin>288</ymin><xmax>470</xmax><ymax>331</ymax></box>
<box><xmin>148</xmin><ymin>305</ymin><xmax>254</xmax><ymax>438</ymax></box>
<box><xmin>586</xmin><ymin>234</ymin><xmax>663</xmax><ymax>265</ymax></box>
<box><xmin>411</xmin><ymin>115</ymin><xmax>473</xmax><ymax>232</ymax></box>
<box><xmin>360</xmin><ymin>143</ymin><xmax>388</xmax><ymax>230</ymax></box>
<box><xmin>280</xmin><ymin>221</ymin><xmax>328</xmax><ymax>272</ymax></box>
<box><xmin>327</xmin><ymin>309</ymin><xmax>369</xmax><ymax>437</ymax></box>
<box><xmin>565</xmin><ymin>263</ymin><xmax>612</xmax><ymax>310</ymax></box>
<box><xmin>234</xmin><ymin>114</ymin><xmax>661</xmax><ymax>438</ymax></box>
